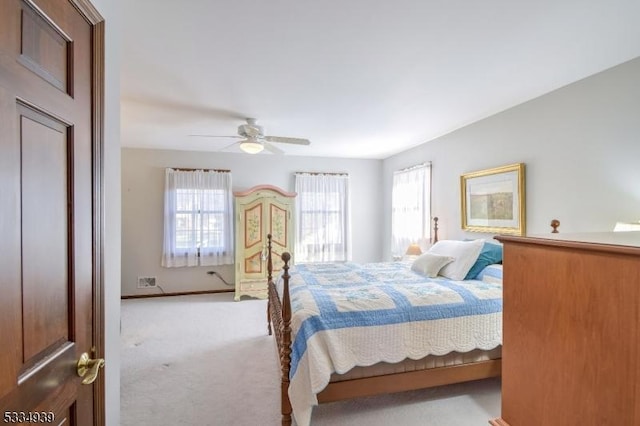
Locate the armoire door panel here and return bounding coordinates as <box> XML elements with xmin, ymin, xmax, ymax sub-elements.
<box><xmin>269</xmin><ymin>202</ymin><xmax>288</xmax><ymax>249</ymax></box>
<box><xmin>244</xmin><ymin>252</ymin><xmax>263</xmax><ymax>274</ymax></box>
<box><xmin>242</xmin><ymin>199</ymin><xmax>265</xmax><ymax>278</ymax></box>
<box><xmin>270</xmin><ymin>250</ymin><xmax>285</xmax><ymax>273</ymax></box>
<box><xmin>244</xmin><ymin>202</ymin><xmax>263</xmax><ymax>250</ymax></box>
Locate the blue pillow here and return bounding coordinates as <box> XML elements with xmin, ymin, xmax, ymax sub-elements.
<box><xmin>464</xmin><ymin>242</ymin><xmax>503</xmax><ymax>280</ymax></box>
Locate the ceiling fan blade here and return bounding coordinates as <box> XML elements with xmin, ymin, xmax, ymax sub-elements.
<box><xmin>264</xmin><ymin>136</ymin><xmax>310</xmax><ymax>145</ymax></box>
<box><xmin>219</xmin><ymin>141</ymin><xmax>241</xmax><ymax>152</ymax></box>
<box><xmin>263</xmin><ymin>142</ymin><xmax>285</xmax><ymax>155</ymax></box>
<box><xmin>189</xmin><ymin>135</ymin><xmax>243</xmax><ymax>138</ymax></box>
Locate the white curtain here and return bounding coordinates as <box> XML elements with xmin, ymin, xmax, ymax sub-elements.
<box><xmin>391</xmin><ymin>163</ymin><xmax>431</xmax><ymax>257</ymax></box>
<box><xmin>295</xmin><ymin>173</ymin><xmax>351</xmax><ymax>263</ymax></box>
<box><xmin>162</xmin><ymin>168</ymin><xmax>234</xmax><ymax>267</ymax></box>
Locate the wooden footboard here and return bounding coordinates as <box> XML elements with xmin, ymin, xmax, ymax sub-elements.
<box><xmin>318</xmin><ymin>359</ymin><xmax>501</xmax><ymax>403</ymax></box>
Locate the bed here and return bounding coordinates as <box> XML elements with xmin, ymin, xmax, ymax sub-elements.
<box><xmin>266</xmin><ymin>223</ymin><xmax>504</xmax><ymax>426</ymax></box>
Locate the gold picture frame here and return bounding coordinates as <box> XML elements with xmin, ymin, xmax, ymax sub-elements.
<box><xmin>460</xmin><ymin>163</ymin><xmax>526</xmax><ymax>235</ymax></box>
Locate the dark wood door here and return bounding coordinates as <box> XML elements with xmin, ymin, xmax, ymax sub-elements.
<box><xmin>0</xmin><ymin>0</ymin><xmax>103</xmax><ymax>424</ymax></box>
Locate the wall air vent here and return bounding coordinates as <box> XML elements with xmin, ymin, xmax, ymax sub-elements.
<box><xmin>137</xmin><ymin>276</ymin><xmax>157</xmax><ymax>288</ymax></box>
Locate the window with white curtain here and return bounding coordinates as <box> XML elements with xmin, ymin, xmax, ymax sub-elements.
<box><xmin>295</xmin><ymin>173</ymin><xmax>350</xmax><ymax>263</ymax></box>
<box><xmin>162</xmin><ymin>168</ymin><xmax>234</xmax><ymax>267</ymax></box>
<box><xmin>391</xmin><ymin>163</ymin><xmax>431</xmax><ymax>257</ymax></box>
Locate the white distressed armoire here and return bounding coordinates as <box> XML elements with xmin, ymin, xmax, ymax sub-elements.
<box><xmin>234</xmin><ymin>185</ymin><xmax>295</xmax><ymax>301</ymax></box>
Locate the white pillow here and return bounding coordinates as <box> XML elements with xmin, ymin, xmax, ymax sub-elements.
<box><xmin>411</xmin><ymin>252</ymin><xmax>455</xmax><ymax>278</ymax></box>
<box><xmin>428</xmin><ymin>239</ymin><xmax>484</xmax><ymax>280</ymax></box>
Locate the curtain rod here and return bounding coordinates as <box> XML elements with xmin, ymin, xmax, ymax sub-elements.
<box><xmin>294</xmin><ymin>171</ymin><xmax>348</xmax><ymax>176</ymax></box>
<box><xmin>396</xmin><ymin>162</ymin><xmax>431</xmax><ymax>173</ymax></box>
<box><xmin>169</xmin><ymin>167</ymin><xmax>231</xmax><ymax>173</ymax></box>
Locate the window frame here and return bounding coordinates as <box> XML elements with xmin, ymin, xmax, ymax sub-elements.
<box><xmin>162</xmin><ymin>169</ymin><xmax>234</xmax><ymax>268</ymax></box>
<box><xmin>391</xmin><ymin>163</ymin><xmax>432</xmax><ymax>258</ymax></box>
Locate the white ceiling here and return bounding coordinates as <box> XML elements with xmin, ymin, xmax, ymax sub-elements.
<box><xmin>121</xmin><ymin>0</ymin><xmax>640</xmax><ymax>159</ymax></box>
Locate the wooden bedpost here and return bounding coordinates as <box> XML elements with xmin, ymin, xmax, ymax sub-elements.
<box><xmin>267</xmin><ymin>234</ymin><xmax>273</xmax><ymax>336</ymax></box>
<box><xmin>433</xmin><ymin>217</ymin><xmax>439</xmax><ymax>243</ymax></box>
<box><xmin>280</xmin><ymin>252</ymin><xmax>293</xmax><ymax>425</ymax></box>
<box><xmin>551</xmin><ymin>219</ymin><xmax>560</xmax><ymax>233</ymax></box>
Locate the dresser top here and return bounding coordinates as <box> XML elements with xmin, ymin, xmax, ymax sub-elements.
<box><xmin>496</xmin><ymin>231</ymin><xmax>640</xmax><ymax>255</ymax></box>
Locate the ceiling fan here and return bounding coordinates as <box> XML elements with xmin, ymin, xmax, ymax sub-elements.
<box><xmin>190</xmin><ymin>118</ymin><xmax>311</xmax><ymax>154</ymax></box>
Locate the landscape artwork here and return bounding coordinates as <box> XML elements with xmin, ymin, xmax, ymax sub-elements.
<box><xmin>461</xmin><ymin>163</ymin><xmax>525</xmax><ymax>235</ymax></box>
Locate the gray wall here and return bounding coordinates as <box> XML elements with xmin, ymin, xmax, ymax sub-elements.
<box><xmin>382</xmin><ymin>57</ymin><xmax>640</xmax><ymax>260</ymax></box>
<box><xmin>121</xmin><ymin>149</ymin><xmax>382</xmax><ymax>296</ymax></box>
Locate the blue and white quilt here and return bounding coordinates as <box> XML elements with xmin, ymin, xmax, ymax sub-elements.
<box><xmin>277</xmin><ymin>261</ymin><xmax>502</xmax><ymax>426</ymax></box>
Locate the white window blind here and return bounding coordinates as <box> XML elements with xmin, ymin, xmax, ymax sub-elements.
<box><xmin>162</xmin><ymin>168</ymin><xmax>234</xmax><ymax>267</ymax></box>
<box><xmin>391</xmin><ymin>163</ymin><xmax>431</xmax><ymax>257</ymax></box>
<box><xmin>295</xmin><ymin>173</ymin><xmax>351</xmax><ymax>263</ymax></box>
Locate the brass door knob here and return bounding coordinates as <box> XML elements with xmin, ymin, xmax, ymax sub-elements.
<box><xmin>77</xmin><ymin>352</ymin><xmax>105</xmax><ymax>385</ymax></box>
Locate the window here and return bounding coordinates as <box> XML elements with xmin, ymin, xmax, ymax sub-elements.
<box><xmin>175</xmin><ymin>188</ymin><xmax>226</xmax><ymax>250</ymax></box>
<box><xmin>295</xmin><ymin>173</ymin><xmax>350</xmax><ymax>263</ymax></box>
<box><xmin>162</xmin><ymin>169</ymin><xmax>234</xmax><ymax>267</ymax></box>
<box><xmin>391</xmin><ymin>163</ymin><xmax>431</xmax><ymax>257</ymax></box>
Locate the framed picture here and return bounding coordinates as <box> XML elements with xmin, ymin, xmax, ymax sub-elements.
<box><xmin>460</xmin><ymin>163</ymin><xmax>525</xmax><ymax>235</ymax></box>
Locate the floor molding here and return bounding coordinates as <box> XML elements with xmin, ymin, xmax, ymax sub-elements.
<box><xmin>121</xmin><ymin>288</ymin><xmax>234</xmax><ymax>299</ymax></box>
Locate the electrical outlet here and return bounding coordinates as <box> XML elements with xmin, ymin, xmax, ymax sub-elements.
<box><xmin>137</xmin><ymin>276</ymin><xmax>157</xmax><ymax>288</ymax></box>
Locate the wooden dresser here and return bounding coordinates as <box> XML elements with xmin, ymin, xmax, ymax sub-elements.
<box><xmin>492</xmin><ymin>232</ymin><xmax>640</xmax><ymax>426</ymax></box>
<box><xmin>233</xmin><ymin>185</ymin><xmax>295</xmax><ymax>301</ymax></box>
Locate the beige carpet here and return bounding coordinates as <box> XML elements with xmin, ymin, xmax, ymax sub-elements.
<box><xmin>121</xmin><ymin>293</ymin><xmax>500</xmax><ymax>425</ymax></box>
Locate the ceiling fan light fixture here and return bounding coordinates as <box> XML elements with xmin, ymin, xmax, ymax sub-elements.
<box><xmin>239</xmin><ymin>139</ymin><xmax>264</xmax><ymax>154</ymax></box>
<box><xmin>189</xmin><ymin>118</ymin><xmax>310</xmax><ymax>154</ymax></box>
